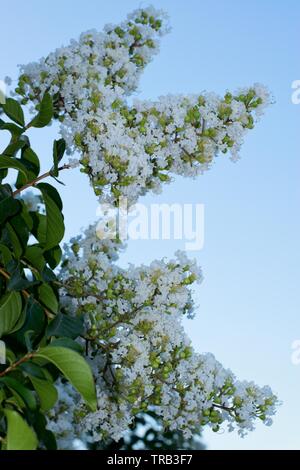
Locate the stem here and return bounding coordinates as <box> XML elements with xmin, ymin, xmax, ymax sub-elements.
<box><xmin>213</xmin><ymin>403</ymin><xmax>234</xmax><ymax>413</ymax></box>
<box><xmin>0</xmin><ymin>352</ymin><xmax>34</xmax><ymax>377</ymax></box>
<box><xmin>12</xmin><ymin>164</ymin><xmax>71</xmax><ymax>197</ymax></box>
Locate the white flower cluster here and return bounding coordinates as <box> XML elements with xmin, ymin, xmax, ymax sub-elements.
<box><xmin>16</xmin><ymin>8</ymin><xmax>271</xmax><ymax>205</ymax></box>
<box><xmin>14</xmin><ymin>6</ymin><xmax>277</xmax><ymax>448</ymax></box>
<box><xmin>46</xmin><ymin>225</ymin><xmax>277</xmax><ymax>448</ymax></box>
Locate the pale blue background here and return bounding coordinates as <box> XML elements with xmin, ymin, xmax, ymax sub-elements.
<box><xmin>1</xmin><ymin>0</ymin><xmax>300</xmax><ymax>450</ymax></box>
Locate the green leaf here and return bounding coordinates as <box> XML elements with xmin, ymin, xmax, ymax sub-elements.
<box><xmin>46</xmin><ymin>313</ymin><xmax>84</xmax><ymax>339</ymax></box>
<box><xmin>5</xmin><ymin>222</ymin><xmax>23</xmax><ymax>258</ymax></box>
<box><xmin>0</xmin><ymin>291</ymin><xmax>22</xmax><ymax>338</ymax></box>
<box><xmin>0</xmin><ymin>185</ymin><xmax>21</xmax><ymax>225</ymax></box>
<box><xmin>44</xmin><ymin>245</ymin><xmax>62</xmax><ymax>269</ymax></box>
<box><xmin>30</xmin><ymin>212</ymin><xmax>47</xmax><ymax>245</ymax></box>
<box><xmin>0</xmin><ymin>155</ymin><xmax>30</xmax><ymax>180</ymax></box>
<box><xmin>49</xmin><ymin>337</ymin><xmax>83</xmax><ymax>354</ymax></box>
<box><xmin>20</xmin><ymin>361</ymin><xmax>47</xmax><ymax>379</ymax></box>
<box><xmin>36</xmin><ymin>183</ymin><xmax>64</xmax><ymax>249</ymax></box>
<box><xmin>0</xmin><ymin>122</ymin><xmax>24</xmax><ymax>138</ymax></box>
<box><xmin>16</xmin><ymin>147</ymin><xmax>40</xmax><ymax>188</ymax></box>
<box><xmin>38</xmin><ymin>284</ymin><xmax>58</xmax><ymax>314</ymax></box>
<box><xmin>0</xmin><ymin>243</ymin><xmax>12</xmax><ymax>265</ymax></box>
<box><xmin>7</xmin><ymin>264</ymin><xmax>39</xmax><ymax>291</ymax></box>
<box><xmin>2</xmin><ymin>98</ymin><xmax>25</xmax><ymax>126</ymax></box>
<box><xmin>2</xmin><ymin>138</ymin><xmax>26</xmax><ymax>157</ymax></box>
<box><xmin>29</xmin><ymin>93</ymin><xmax>53</xmax><ymax>128</ymax></box>
<box><xmin>35</xmin><ymin>346</ymin><xmax>97</xmax><ymax>411</ymax></box>
<box><xmin>4</xmin><ymin>409</ymin><xmax>38</xmax><ymax>450</ymax></box>
<box><xmin>11</xmin><ymin>299</ymin><xmax>46</xmax><ymax>347</ymax></box>
<box><xmin>0</xmin><ymin>377</ymin><xmax>37</xmax><ymax>411</ymax></box>
<box><xmin>52</xmin><ymin>139</ymin><xmax>66</xmax><ymax>177</ymax></box>
<box><xmin>29</xmin><ymin>376</ymin><xmax>58</xmax><ymax>411</ymax></box>
<box><xmin>25</xmin><ymin>245</ymin><xmax>45</xmax><ymax>272</ymax></box>
<box><xmin>9</xmin><ymin>213</ymin><xmax>30</xmax><ymax>251</ymax></box>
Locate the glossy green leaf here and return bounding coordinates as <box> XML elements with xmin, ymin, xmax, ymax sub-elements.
<box><xmin>35</xmin><ymin>346</ymin><xmax>97</xmax><ymax>411</ymax></box>
<box><xmin>16</xmin><ymin>147</ymin><xmax>40</xmax><ymax>188</ymax></box>
<box><xmin>38</xmin><ymin>284</ymin><xmax>58</xmax><ymax>314</ymax></box>
<box><xmin>36</xmin><ymin>183</ymin><xmax>64</xmax><ymax>249</ymax></box>
<box><xmin>29</xmin><ymin>376</ymin><xmax>58</xmax><ymax>411</ymax></box>
<box><xmin>11</xmin><ymin>300</ymin><xmax>46</xmax><ymax>347</ymax></box>
<box><xmin>0</xmin><ymin>376</ymin><xmax>37</xmax><ymax>410</ymax></box>
<box><xmin>4</xmin><ymin>409</ymin><xmax>38</xmax><ymax>450</ymax></box>
<box><xmin>0</xmin><ymin>155</ymin><xmax>30</xmax><ymax>180</ymax></box>
<box><xmin>0</xmin><ymin>291</ymin><xmax>22</xmax><ymax>337</ymax></box>
<box><xmin>52</xmin><ymin>139</ymin><xmax>66</xmax><ymax>177</ymax></box>
<box><xmin>46</xmin><ymin>313</ymin><xmax>84</xmax><ymax>339</ymax></box>
<box><xmin>2</xmin><ymin>98</ymin><xmax>25</xmax><ymax>126</ymax></box>
<box><xmin>29</xmin><ymin>93</ymin><xmax>53</xmax><ymax>128</ymax></box>
<box><xmin>0</xmin><ymin>185</ymin><xmax>21</xmax><ymax>225</ymax></box>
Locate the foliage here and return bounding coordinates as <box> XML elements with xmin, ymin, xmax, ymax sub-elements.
<box><xmin>0</xmin><ymin>98</ymin><xmax>96</xmax><ymax>449</ymax></box>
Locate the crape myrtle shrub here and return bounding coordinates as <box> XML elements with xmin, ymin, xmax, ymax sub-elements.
<box><xmin>0</xmin><ymin>6</ymin><xmax>277</xmax><ymax>450</ymax></box>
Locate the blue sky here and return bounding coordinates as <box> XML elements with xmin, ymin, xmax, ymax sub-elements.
<box><xmin>1</xmin><ymin>0</ymin><xmax>300</xmax><ymax>449</ymax></box>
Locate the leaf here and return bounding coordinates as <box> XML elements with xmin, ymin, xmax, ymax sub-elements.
<box><xmin>7</xmin><ymin>264</ymin><xmax>39</xmax><ymax>291</ymax></box>
<box><xmin>38</xmin><ymin>284</ymin><xmax>58</xmax><ymax>314</ymax></box>
<box><xmin>5</xmin><ymin>223</ymin><xmax>23</xmax><ymax>258</ymax></box>
<box><xmin>4</xmin><ymin>409</ymin><xmax>38</xmax><ymax>450</ymax></box>
<box><xmin>0</xmin><ymin>185</ymin><xmax>21</xmax><ymax>225</ymax></box>
<box><xmin>49</xmin><ymin>337</ymin><xmax>83</xmax><ymax>354</ymax></box>
<box><xmin>8</xmin><ymin>308</ymin><xmax>26</xmax><ymax>334</ymax></box>
<box><xmin>41</xmin><ymin>266</ymin><xmax>56</xmax><ymax>282</ymax></box>
<box><xmin>29</xmin><ymin>93</ymin><xmax>53</xmax><ymax>128</ymax></box>
<box><xmin>0</xmin><ymin>376</ymin><xmax>37</xmax><ymax>411</ymax></box>
<box><xmin>25</xmin><ymin>245</ymin><xmax>45</xmax><ymax>272</ymax></box>
<box><xmin>36</xmin><ymin>183</ymin><xmax>64</xmax><ymax>249</ymax></box>
<box><xmin>29</xmin><ymin>376</ymin><xmax>58</xmax><ymax>411</ymax></box>
<box><xmin>2</xmin><ymin>98</ymin><xmax>25</xmax><ymax>126</ymax></box>
<box><xmin>9</xmin><ymin>213</ymin><xmax>30</xmax><ymax>251</ymax></box>
<box><xmin>20</xmin><ymin>361</ymin><xmax>47</xmax><ymax>379</ymax></box>
<box><xmin>52</xmin><ymin>139</ymin><xmax>66</xmax><ymax>177</ymax></box>
<box><xmin>3</xmin><ymin>138</ymin><xmax>26</xmax><ymax>157</ymax></box>
<box><xmin>46</xmin><ymin>313</ymin><xmax>84</xmax><ymax>339</ymax></box>
<box><xmin>31</xmin><ymin>410</ymin><xmax>57</xmax><ymax>450</ymax></box>
<box><xmin>0</xmin><ymin>122</ymin><xmax>24</xmax><ymax>138</ymax></box>
<box><xmin>16</xmin><ymin>147</ymin><xmax>40</xmax><ymax>188</ymax></box>
<box><xmin>11</xmin><ymin>300</ymin><xmax>46</xmax><ymax>347</ymax></box>
<box><xmin>44</xmin><ymin>245</ymin><xmax>62</xmax><ymax>269</ymax></box>
<box><xmin>0</xmin><ymin>243</ymin><xmax>12</xmax><ymax>265</ymax></box>
<box><xmin>0</xmin><ymin>291</ymin><xmax>22</xmax><ymax>338</ymax></box>
<box><xmin>35</xmin><ymin>346</ymin><xmax>97</xmax><ymax>411</ymax></box>
<box><xmin>0</xmin><ymin>155</ymin><xmax>30</xmax><ymax>180</ymax></box>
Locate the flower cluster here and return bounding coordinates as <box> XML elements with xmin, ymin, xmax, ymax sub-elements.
<box><xmin>16</xmin><ymin>7</ymin><xmax>271</xmax><ymax>205</ymax></box>
<box><xmin>12</xmin><ymin>6</ymin><xmax>277</xmax><ymax>449</ymax></box>
<box><xmin>46</xmin><ymin>225</ymin><xmax>277</xmax><ymax>449</ymax></box>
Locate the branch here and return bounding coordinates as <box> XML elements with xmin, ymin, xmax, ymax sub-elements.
<box><xmin>0</xmin><ymin>352</ymin><xmax>34</xmax><ymax>377</ymax></box>
<box><xmin>213</xmin><ymin>403</ymin><xmax>235</xmax><ymax>414</ymax></box>
<box><xmin>12</xmin><ymin>164</ymin><xmax>71</xmax><ymax>197</ymax></box>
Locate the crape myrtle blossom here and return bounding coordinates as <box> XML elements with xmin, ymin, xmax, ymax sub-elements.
<box><xmin>45</xmin><ymin>225</ymin><xmax>278</xmax><ymax>449</ymax></box>
<box><xmin>16</xmin><ymin>7</ymin><xmax>271</xmax><ymax>205</ymax></box>
<box><xmin>12</xmin><ymin>6</ymin><xmax>278</xmax><ymax>448</ymax></box>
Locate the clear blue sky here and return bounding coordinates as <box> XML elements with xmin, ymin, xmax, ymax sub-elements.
<box><xmin>1</xmin><ymin>0</ymin><xmax>300</xmax><ymax>450</ymax></box>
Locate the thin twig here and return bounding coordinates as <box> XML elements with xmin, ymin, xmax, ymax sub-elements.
<box><xmin>12</xmin><ymin>164</ymin><xmax>71</xmax><ymax>197</ymax></box>
<box><xmin>0</xmin><ymin>352</ymin><xmax>34</xmax><ymax>377</ymax></box>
